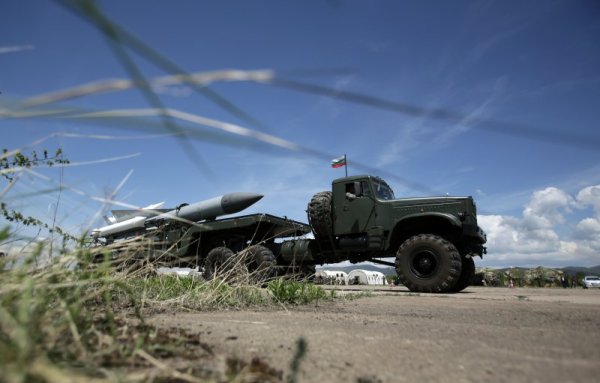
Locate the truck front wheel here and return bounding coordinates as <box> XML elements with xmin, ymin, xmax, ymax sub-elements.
<box><xmin>395</xmin><ymin>234</ymin><xmax>462</xmax><ymax>293</ymax></box>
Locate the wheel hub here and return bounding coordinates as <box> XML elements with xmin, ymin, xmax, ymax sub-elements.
<box><xmin>411</xmin><ymin>250</ymin><xmax>439</xmax><ymax>278</ymax></box>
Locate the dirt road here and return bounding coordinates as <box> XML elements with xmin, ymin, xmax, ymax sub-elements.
<box><xmin>151</xmin><ymin>287</ymin><xmax>600</xmax><ymax>382</ymax></box>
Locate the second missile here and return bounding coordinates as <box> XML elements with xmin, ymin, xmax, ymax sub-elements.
<box><xmin>145</xmin><ymin>192</ymin><xmax>263</xmax><ymax>225</ymax></box>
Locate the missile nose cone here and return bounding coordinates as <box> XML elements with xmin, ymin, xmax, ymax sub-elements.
<box><xmin>221</xmin><ymin>192</ymin><xmax>264</xmax><ymax>214</ymax></box>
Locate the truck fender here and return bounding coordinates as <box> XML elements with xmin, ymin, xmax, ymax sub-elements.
<box><xmin>390</xmin><ymin>212</ymin><xmax>462</xmax><ymax>251</ymax></box>
<box><xmin>397</xmin><ymin>212</ymin><xmax>463</xmax><ymax>228</ymax></box>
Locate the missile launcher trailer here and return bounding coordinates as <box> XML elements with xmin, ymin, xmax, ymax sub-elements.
<box><xmin>92</xmin><ymin>174</ymin><xmax>487</xmax><ymax>293</ymax></box>
<box><xmin>152</xmin><ymin>213</ymin><xmax>313</xmax><ymax>279</ymax></box>
<box><xmin>92</xmin><ymin>212</ymin><xmax>313</xmax><ymax>279</ymax></box>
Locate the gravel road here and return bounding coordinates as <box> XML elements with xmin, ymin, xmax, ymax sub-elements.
<box><xmin>151</xmin><ymin>286</ymin><xmax>600</xmax><ymax>382</ymax></box>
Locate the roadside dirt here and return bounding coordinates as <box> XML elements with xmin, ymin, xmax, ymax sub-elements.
<box><xmin>150</xmin><ymin>286</ymin><xmax>600</xmax><ymax>382</ymax></box>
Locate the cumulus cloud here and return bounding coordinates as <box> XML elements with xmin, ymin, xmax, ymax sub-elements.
<box><xmin>577</xmin><ymin>185</ymin><xmax>600</xmax><ymax>214</ymax></box>
<box><xmin>522</xmin><ymin>187</ymin><xmax>575</xmax><ymax>229</ymax></box>
<box><xmin>479</xmin><ymin>185</ymin><xmax>600</xmax><ymax>267</ymax></box>
<box><xmin>574</xmin><ymin>217</ymin><xmax>600</xmax><ymax>244</ymax></box>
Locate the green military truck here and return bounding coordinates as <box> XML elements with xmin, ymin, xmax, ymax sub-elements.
<box><xmin>96</xmin><ymin>174</ymin><xmax>487</xmax><ymax>293</ymax></box>
<box><xmin>300</xmin><ymin>175</ymin><xmax>487</xmax><ymax>293</ymax></box>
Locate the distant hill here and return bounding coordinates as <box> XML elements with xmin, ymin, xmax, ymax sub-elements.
<box><xmin>560</xmin><ymin>265</ymin><xmax>600</xmax><ymax>276</ymax></box>
<box><xmin>319</xmin><ymin>264</ymin><xmax>600</xmax><ymax>277</ymax></box>
<box><xmin>493</xmin><ymin>266</ymin><xmax>600</xmax><ymax>276</ymax></box>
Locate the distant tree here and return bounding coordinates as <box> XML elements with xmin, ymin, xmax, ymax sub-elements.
<box><xmin>575</xmin><ymin>272</ymin><xmax>585</xmax><ymax>287</ymax></box>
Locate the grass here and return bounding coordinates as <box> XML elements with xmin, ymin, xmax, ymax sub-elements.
<box><xmin>267</xmin><ymin>279</ymin><xmax>335</xmax><ymax>305</ymax></box>
<box><xmin>132</xmin><ymin>274</ymin><xmax>270</xmax><ymax>309</ymax></box>
<box><xmin>0</xmin><ymin>229</ymin><xmax>342</xmax><ymax>382</ymax></box>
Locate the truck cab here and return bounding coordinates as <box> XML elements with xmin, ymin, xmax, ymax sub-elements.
<box><xmin>330</xmin><ymin>175</ymin><xmax>485</xmax><ymax>258</ymax></box>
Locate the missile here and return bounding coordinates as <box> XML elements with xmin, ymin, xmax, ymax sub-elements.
<box><xmin>92</xmin><ymin>216</ymin><xmax>146</xmax><ymax>239</ymax></box>
<box><xmin>93</xmin><ymin>202</ymin><xmax>166</xmax><ymax>238</ymax></box>
<box><xmin>107</xmin><ymin>201</ymin><xmax>166</xmax><ymax>223</ymax></box>
<box><xmin>92</xmin><ymin>193</ymin><xmax>263</xmax><ymax>239</ymax></box>
<box><xmin>146</xmin><ymin>192</ymin><xmax>263</xmax><ymax>224</ymax></box>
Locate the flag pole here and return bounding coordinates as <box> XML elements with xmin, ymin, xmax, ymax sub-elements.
<box><xmin>344</xmin><ymin>153</ymin><xmax>348</xmax><ymax>177</ymax></box>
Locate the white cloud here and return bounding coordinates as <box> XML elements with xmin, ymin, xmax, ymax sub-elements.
<box><xmin>522</xmin><ymin>187</ymin><xmax>575</xmax><ymax>229</ymax></box>
<box><xmin>376</xmin><ymin>117</ymin><xmax>431</xmax><ymax>166</ymax></box>
<box><xmin>479</xmin><ymin>185</ymin><xmax>600</xmax><ymax>267</ymax></box>
<box><xmin>576</xmin><ymin>185</ymin><xmax>600</xmax><ymax>214</ymax></box>
<box><xmin>376</xmin><ymin>75</ymin><xmax>505</xmax><ymax>168</ymax></box>
<box><xmin>0</xmin><ymin>45</ymin><xmax>34</xmax><ymax>55</ymax></box>
<box><xmin>575</xmin><ymin>218</ymin><xmax>600</xmax><ymax>235</ymax></box>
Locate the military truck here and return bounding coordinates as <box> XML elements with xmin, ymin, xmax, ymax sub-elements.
<box><xmin>94</xmin><ymin>174</ymin><xmax>486</xmax><ymax>293</ymax></box>
<box><xmin>289</xmin><ymin>175</ymin><xmax>486</xmax><ymax>292</ymax></box>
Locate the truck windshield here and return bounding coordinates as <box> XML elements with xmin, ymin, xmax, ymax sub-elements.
<box><xmin>373</xmin><ymin>179</ymin><xmax>395</xmax><ymax>200</ymax></box>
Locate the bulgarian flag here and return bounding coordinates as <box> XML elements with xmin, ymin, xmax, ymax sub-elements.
<box><xmin>331</xmin><ymin>155</ymin><xmax>347</xmax><ymax>168</ymax></box>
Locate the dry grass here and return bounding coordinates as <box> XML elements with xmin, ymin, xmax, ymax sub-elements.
<box><xmin>0</xmin><ymin>225</ymin><xmax>333</xmax><ymax>382</ymax></box>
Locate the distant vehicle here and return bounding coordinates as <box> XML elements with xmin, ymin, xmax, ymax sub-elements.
<box><xmin>582</xmin><ymin>276</ymin><xmax>600</xmax><ymax>289</ymax></box>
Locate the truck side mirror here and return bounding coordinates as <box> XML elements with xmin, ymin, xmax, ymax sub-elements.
<box><xmin>354</xmin><ymin>181</ymin><xmax>363</xmax><ymax>197</ymax></box>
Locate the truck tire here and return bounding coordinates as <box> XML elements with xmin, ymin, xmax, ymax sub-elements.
<box><xmin>395</xmin><ymin>234</ymin><xmax>462</xmax><ymax>293</ymax></box>
<box><xmin>203</xmin><ymin>246</ymin><xmax>234</xmax><ymax>280</ymax></box>
<box><xmin>451</xmin><ymin>256</ymin><xmax>475</xmax><ymax>292</ymax></box>
<box><xmin>246</xmin><ymin>245</ymin><xmax>276</xmax><ymax>282</ymax></box>
<box><xmin>300</xmin><ymin>264</ymin><xmax>316</xmax><ymax>281</ymax></box>
<box><xmin>308</xmin><ymin>191</ymin><xmax>333</xmax><ymax>240</ymax></box>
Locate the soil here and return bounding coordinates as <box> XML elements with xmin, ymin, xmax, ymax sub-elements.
<box><xmin>150</xmin><ymin>286</ymin><xmax>600</xmax><ymax>383</ymax></box>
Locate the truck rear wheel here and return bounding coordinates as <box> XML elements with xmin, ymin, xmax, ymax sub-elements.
<box><xmin>395</xmin><ymin>234</ymin><xmax>462</xmax><ymax>293</ymax></box>
<box><xmin>203</xmin><ymin>247</ymin><xmax>234</xmax><ymax>280</ymax></box>
<box><xmin>451</xmin><ymin>256</ymin><xmax>475</xmax><ymax>292</ymax></box>
<box><xmin>308</xmin><ymin>191</ymin><xmax>333</xmax><ymax>240</ymax></box>
<box><xmin>246</xmin><ymin>245</ymin><xmax>276</xmax><ymax>282</ymax></box>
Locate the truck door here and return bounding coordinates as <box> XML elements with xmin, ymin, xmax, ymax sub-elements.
<box><xmin>334</xmin><ymin>181</ymin><xmax>376</xmax><ymax>235</ymax></box>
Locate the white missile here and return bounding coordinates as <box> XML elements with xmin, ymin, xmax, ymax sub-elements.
<box><xmin>106</xmin><ymin>201</ymin><xmax>166</xmax><ymax>223</ymax></box>
<box><xmin>92</xmin><ymin>216</ymin><xmax>146</xmax><ymax>239</ymax></box>
<box><xmin>93</xmin><ymin>202</ymin><xmax>165</xmax><ymax>238</ymax></box>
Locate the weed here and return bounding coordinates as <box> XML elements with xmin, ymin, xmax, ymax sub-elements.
<box><xmin>131</xmin><ymin>275</ymin><xmax>269</xmax><ymax>310</ymax></box>
<box><xmin>267</xmin><ymin>279</ymin><xmax>332</xmax><ymax>305</ymax></box>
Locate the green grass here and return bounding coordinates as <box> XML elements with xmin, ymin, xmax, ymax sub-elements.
<box><xmin>131</xmin><ymin>274</ymin><xmax>270</xmax><ymax>309</ymax></box>
<box><xmin>267</xmin><ymin>279</ymin><xmax>335</xmax><ymax>305</ymax></box>
<box><xmin>0</xmin><ymin>236</ymin><xmax>354</xmax><ymax>382</ymax></box>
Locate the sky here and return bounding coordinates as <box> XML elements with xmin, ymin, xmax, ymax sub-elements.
<box><xmin>1</xmin><ymin>0</ymin><xmax>600</xmax><ymax>268</ymax></box>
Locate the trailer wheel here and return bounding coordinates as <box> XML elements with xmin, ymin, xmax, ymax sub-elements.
<box><xmin>278</xmin><ymin>264</ymin><xmax>315</xmax><ymax>281</ymax></box>
<box><xmin>203</xmin><ymin>247</ymin><xmax>234</xmax><ymax>280</ymax></box>
<box><xmin>246</xmin><ymin>245</ymin><xmax>276</xmax><ymax>282</ymax></box>
<box><xmin>395</xmin><ymin>234</ymin><xmax>462</xmax><ymax>293</ymax></box>
<box><xmin>451</xmin><ymin>256</ymin><xmax>475</xmax><ymax>292</ymax></box>
<box><xmin>308</xmin><ymin>191</ymin><xmax>333</xmax><ymax>240</ymax></box>
<box><xmin>299</xmin><ymin>264</ymin><xmax>316</xmax><ymax>281</ymax></box>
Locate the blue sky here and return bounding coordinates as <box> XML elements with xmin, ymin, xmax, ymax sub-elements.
<box><xmin>1</xmin><ymin>0</ymin><xmax>600</xmax><ymax>267</ymax></box>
